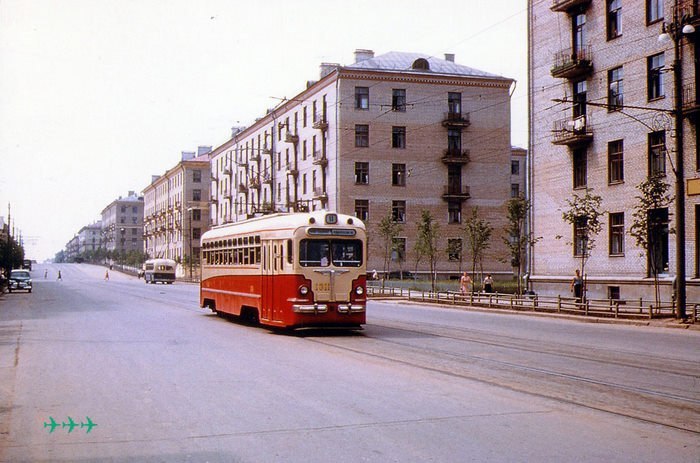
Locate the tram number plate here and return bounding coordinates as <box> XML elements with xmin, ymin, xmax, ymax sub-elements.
<box><xmin>314</xmin><ymin>283</ymin><xmax>331</xmax><ymax>292</ymax></box>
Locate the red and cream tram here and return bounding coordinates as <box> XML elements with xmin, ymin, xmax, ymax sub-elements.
<box><xmin>200</xmin><ymin>211</ymin><xmax>366</xmax><ymax>329</ymax></box>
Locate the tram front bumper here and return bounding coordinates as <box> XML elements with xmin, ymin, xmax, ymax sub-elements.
<box><xmin>291</xmin><ymin>303</ymin><xmax>366</xmax><ymax>314</ymax></box>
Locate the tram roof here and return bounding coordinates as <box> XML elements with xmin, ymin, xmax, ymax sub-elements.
<box><xmin>201</xmin><ymin>211</ymin><xmax>365</xmax><ymax>241</ymax></box>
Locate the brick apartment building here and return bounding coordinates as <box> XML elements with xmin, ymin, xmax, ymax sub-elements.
<box><xmin>143</xmin><ymin>148</ymin><xmax>211</xmax><ymax>274</ymax></box>
<box><xmin>528</xmin><ymin>0</ymin><xmax>700</xmax><ymax>304</ymax></box>
<box><xmin>210</xmin><ymin>49</ymin><xmax>516</xmax><ymax>278</ymax></box>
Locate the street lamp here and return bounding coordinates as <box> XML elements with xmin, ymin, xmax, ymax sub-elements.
<box><xmin>658</xmin><ymin>5</ymin><xmax>694</xmax><ymax>320</ymax></box>
<box><xmin>186</xmin><ymin>207</ymin><xmax>195</xmax><ymax>280</ymax></box>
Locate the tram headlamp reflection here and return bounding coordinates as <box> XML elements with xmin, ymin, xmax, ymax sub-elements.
<box><xmin>299</xmin><ymin>285</ymin><xmax>310</xmax><ymax>296</ymax></box>
<box><xmin>355</xmin><ymin>286</ymin><xmax>364</xmax><ymax>295</ymax></box>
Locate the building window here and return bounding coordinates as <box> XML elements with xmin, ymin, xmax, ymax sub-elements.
<box><xmin>392</xmin><ymin>89</ymin><xmax>406</xmax><ymax>112</ymax></box>
<box><xmin>392</xmin><ymin>126</ymin><xmax>406</xmax><ymax>149</ymax></box>
<box><xmin>447</xmin><ymin>128</ymin><xmax>461</xmax><ymax>153</ymax></box>
<box><xmin>608</xmin><ymin>140</ymin><xmax>624</xmax><ymax>184</ymax></box>
<box><xmin>648</xmin><ymin>53</ymin><xmax>665</xmax><ymax>100</ymax></box>
<box><xmin>648</xmin><ymin>208</ymin><xmax>670</xmax><ymax>274</ymax></box>
<box><xmin>574</xmin><ymin>216</ymin><xmax>588</xmax><ymax>257</ymax></box>
<box><xmin>392</xmin><ymin>237</ymin><xmax>406</xmax><ymax>262</ymax></box>
<box><xmin>121</xmin><ymin>206</ymin><xmax>126</xmax><ymax>213</ymax></box>
<box><xmin>392</xmin><ymin>164</ymin><xmax>406</xmax><ymax>186</ymax></box>
<box><xmin>649</xmin><ymin>131</ymin><xmax>666</xmax><ymax>176</ymax></box>
<box><xmin>448</xmin><ymin>92</ymin><xmax>461</xmax><ymax>115</ymax></box>
<box><xmin>192</xmin><ymin>228</ymin><xmax>201</xmax><ymax>240</ymax></box>
<box><xmin>609</xmin><ymin>212</ymin><xmax>624</xmax><ymax>255</ymax></box>
<box><xmin>608</xmin><ymin>286</ymin><xmax>621</xmax><ymax>300</ymax></box>
<box><xmin>573</xmin><ymin>149</ymin><xmax>587</xmax><ymax>189</ymax></box>
<box><xmin>607</xmin><ymin>0</ymin><xmax>622</xmax><ymax>40</ymax></box>
<box><xmin>355</xmin><ymin>200</ymin><xmax>369</xmax><ymax>221</ymax></box>
<box><xmin>511</xmin><ymin>183</ymin><xmax>520</xmax><ymax>198</ymax></box>
<box><xmin>392</xmin><ymin>200</ymin><xmax>406</xmax><ymax>223</ymax></box>
<box><xmin>192</xmin><ymin>209</ymin><xmax>201</xmax><ymax>221</ymax></box>
<box><xmin>511</xmin><ymin>160</ymin><xmax>520</xmax><ymax>175</ymax></box>
<box><xmin>355</xmin><ymin>162</ymin><xmax>369</xmax><ymax>184</ymax></box>
<box><xmin>193</xmin><ymin>170</ymin><xmax>202</xmax><ymax>183</ymax></box>
<box><xmin>573</xmin><ymin>80</ymin><xmax>587</xmax><ymax>117</ymax></box>
<box><xmin>192</xmin><ymin>189</ymin><xmax>201</xmax><ymax>201</ymax></box>
<box><xmin>355</xmin><ymin>124</ymin><xmax>369</xmax><ymax>147</ymax></box>
<box><xmin>696</xmin><ymin>205</ymin><xmax>699</xmax><ymax>277</ymax></box>
<box><xmin>448</xmin><ymin>201</ymin><xmax>461</xmax><ymax>224</ymax></box>
<box><xmin>355</xmin><ymin>87</ymin><xmax>369</xmax><ymax>110</ymax></box>
<box><xmin>608</xmin><ymin>66</ymin><xmax>623</xmax><ymax>110</ymax></box>
<box><xmin>647</xmin><ymin>0</ymin><xmax>664</xmax><ymax>24</ymax></box>
<box><xmin>448</xmin><ymin>238</ymin><xmax>462</xmax><ymax>261</ymax></box>
<box><xmin>573</xmin><ymin>12</ymin><xmax>586</xmax><ymax>54</ymax></box>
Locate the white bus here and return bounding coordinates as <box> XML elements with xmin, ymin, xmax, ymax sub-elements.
<box><xmin>143</xmin><ymin>258</ymin><xmax>177</xmax><ymax>284</ymax></box>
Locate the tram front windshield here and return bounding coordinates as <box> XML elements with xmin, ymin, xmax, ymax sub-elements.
<box><xmin>299</xmin><ymin>239</ymin><xmax>363</xmax><ymax>267</ymax></box>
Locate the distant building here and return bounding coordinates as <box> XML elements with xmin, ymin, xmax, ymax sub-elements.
<box><xmin>77</xmin><ymin>222</ymin><xmax>102</xmax><ymax>255</ymax></box>
<box><xmin>101</xmin><ymin>191</ymin><xmax>144</xmax><ymax>255</ymax></box>
<box><xmin>210</xmin><ymin>49</ymin><xmax>515</xmax><ymax>277</ymax></box>
<box><xmin>0</xmin><ymin>217</ymin><xmax>8</xmax><ymax>244</ymax></box>
<box><xmin>510</xmin><ymin>146</ymin><xmax>527</xmax><ymax>199</ymax></box>
<box><xmin>143</xmin><ymin>149</ymin><xmax>211</xmax><ymax>274</ymax></box>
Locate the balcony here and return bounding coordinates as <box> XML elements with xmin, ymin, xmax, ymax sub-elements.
<box><xmin>223</xmin><ymin>166</ymin><xmax>232</xmax><ymax>176</ymax></box>
<box><xmin>250</xmin><ymin>177</ymin><xmax>261</xmax><ymax>189</ymax></box>
<box><xmin>250</xmin><ymin>152</ymin><xmax>260</xmax><ymax>162</ymax></box>
<box><xmin>680</xmin><ymin>0</ymin><xmax>700</xmax><ymax>28</ymax></box>
<box><xmin>313</xmin><ymin>187</ymin><xmax>328</xmax><ymax>201</ymax></box>
<box><xmin>237</xmin><ymin>183</ymin><xmax>248</xmax><ymax>193</ymax></box>
<box><xmin>550</xmin><ymin>0</ymin><xmax>591</xmax><ymax>12</ymax></box>
<box><xmin>312</xmin><ymin>150</ymin><xmax>328</xmax><ymax>167</ymax></box>
<box><xmin>261</xmin><ymin>146</ymin><xmax>272</xmax><ymax>155</ymax></box>
<box><xmin>551</xmin><ymin>115</ymin><xmax>593</xmax><ymax>146</ymax></box>
<box><xmin>442</xmin><ymin>148</ymin><xmax>470</xmax><ymax>164</ymax></box>
<box><xmin>682</xmin><ymin>82</ymin><xmax>700</xmax><ymax>118</ymax></box>
<box><xmin>442</xmin><ymin>185</ymin><xmax>471</xmax><ymax>201</ymax></box>
<box><xmin>551</xmin><ymin>46</ymin><xmax>593</xmax><ymax>79</ymax></box>
<box><xmin>286</xmin><ymin>168</ymin><xmax>299</xmax><ymax>177</ymax></box>
<box><xmin>312</xmin><ymin>113</ymin><xmax>328</xmax><ymax>130</ymax></box>
<box><xmin>285</xmin><ymin>131</ymin><xmax>299</xmax><ymax>144</ymax></box>
<box><xmin>262</xmin><ymin>174</ymin><xmax>273</xmax><ymax>185</ymax></box>
<box><xmin>441</xmin><ymin>112</ymin><xmax>471</xmax><ymax>128</ymax></box>
<box><xmin>210</xmin><ymin>194</ymin><xmax>218</xmax><ymax>203</ymax></box>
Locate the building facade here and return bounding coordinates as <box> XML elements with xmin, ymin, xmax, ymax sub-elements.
<box><xmin>528</xmin><ymin>0</ymin><xmax>699</xmax><ymax>304</ymax></box>
<box><xmin>101</xmin><ymin>191</ymin><xmax>144</xmax><ymax>255</ymax></box>
<box><xmin>77</xmin><ymin>222</ymin><xmax>102</xmax><ymax>255</ymax></box>
<box><xmin>143</xmin><ymin>149</ymin><xmax>211</xmax><ymax>274</ymax></box>
<box><xmin>210</xmin><ymin>50</ymin><xmax>515</xmax><ymax>277</ymax></box>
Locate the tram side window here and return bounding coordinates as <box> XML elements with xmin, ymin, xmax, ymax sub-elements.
<box><xmin>300</xmin><ymin>239</ymin><xmax>362</xmax><ymax>267</ymax></box>
<box><xmin>287</xmin><ymin>239</ymin><xmax>293</xmax><ymax>265</ymax></box>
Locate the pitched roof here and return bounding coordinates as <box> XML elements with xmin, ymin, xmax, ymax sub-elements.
<box><xmin>343</xmin><ymin>51</ymin><xmax>507</xmax><ymax>80</ymax></box>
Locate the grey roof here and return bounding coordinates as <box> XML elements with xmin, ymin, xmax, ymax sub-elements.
<box><xmin>344</xmin><ymin>51</ymin><xmax>507</xmax><ymax>80</ymax></box>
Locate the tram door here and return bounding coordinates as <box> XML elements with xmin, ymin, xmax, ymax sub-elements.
<box><xmin>261</xmin><ymin>240</ymin><xmax>284</xmax><ymax>322</ymax></box>
<box><xmin>261</xmin><ymin>241</ymin><xmax>273</xmax><ymax>322</ymax></box>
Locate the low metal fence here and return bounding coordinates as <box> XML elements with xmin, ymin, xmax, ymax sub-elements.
<box><xmin>369</xmin><ymin>285</ymin><xmax>687</xmax><ymax>320</ymax></box>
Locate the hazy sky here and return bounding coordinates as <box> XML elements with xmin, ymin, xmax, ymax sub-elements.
<box><xmin>0</xmin><ymin>0</ymin><xmax>528</xmax><ymax>261</ymax></box>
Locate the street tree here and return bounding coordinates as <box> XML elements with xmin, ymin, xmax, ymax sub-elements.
<box><xmin>463</xmin><ymin>207</ymin><xmax>492</xmax><ymax>290</ymax></box>
<box><xmin>414</xmin><ymin>210</ymin><xmax>440</xmax><ymax>291</ymax></box>
<box><xmin>560</xmin><ymin>189</ymin><xmax>604</xmax><ymax>300</ymax></box>
<box><xmin>629</xmin><ymin>174</ymin><xmax>674</xmax><ymax>308</ymax></box>
<box><xmin>377</xmin><ymin>210</ymin><xmax>403</xmax><ymax>283</ymax></box>
<box><xmin>503</xmin><ymin>195</ymin><xmax>534</xmax><ymax>295</ymax></box>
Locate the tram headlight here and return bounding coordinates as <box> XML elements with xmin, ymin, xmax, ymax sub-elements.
<box><xmin>299</xmin><ymin>285</ymin><xmax>310</xmax><ymax>296</ymax></box>
<box><xmin>355</xmin><ymin>286</ymin><xmax>364</xmax><ymax>296</ymax></box>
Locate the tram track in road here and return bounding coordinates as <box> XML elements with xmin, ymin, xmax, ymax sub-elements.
<box><xmin>302</xmin><ymin>318</ymin><xmax>700</xmax><ymax>434</ymax></box>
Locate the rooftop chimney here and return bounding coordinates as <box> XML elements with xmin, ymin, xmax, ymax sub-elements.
<box><xmin>354</xmin><ymin>49</ymin><xmax>374</xmax><ymax>63</ymax></box>
<box><xmin>320</xmin><ymin>62</ymin><xmax>339</xmax><ymax>78</ymax></box>
<box><xmin>197</xmin><ymin>146</ymin><xmax>212</xmax><ymax>156</ymax></box>
<box><xmin>151</xmin><ymin>175</ymin><xmax>160</xmax><ymax>184</ymax></box>
<box><xmin>444</xmin><ymin>53</ymin><xmax>455</xmax><ymax>63</ymax></box>
<box><xmin>128</xmin><ymin>190</ymin><xmax>135</xmax><ymax>197</ymax></box>
<box><xmin>181</xmin><ymin>151</ymin><xmax>195</xmax><ymax>161</ymax></box>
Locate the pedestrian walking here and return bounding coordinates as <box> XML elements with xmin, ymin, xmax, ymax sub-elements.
<box><xmin>483</xmin><ymin>274</ymin><xmax>494</xmax><ymax>293</ymax></box>
<box><xmin>57</xmin><ymin>270</ymin><xmax>62</xmax><ymax>281</ymax></box>
<box><xmin>460</xmin><ymin>272</ymin><xmax>472</xmax><ymax>295</ymax></box>
<box><xmin>570</xmin><ymin>269</ymin><xmax>583</xmax><ymax>303</ymax></box>
<box><xmin>44</xmin><ymin>269</ymin><xmax>48</xmax><ymax>279</ymax></box>
<box><xmin>104</xmin><ymin>270</ymin><xmax>109</xmax><ymax>281</ymax></box>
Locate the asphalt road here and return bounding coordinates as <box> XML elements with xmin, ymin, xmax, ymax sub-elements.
<box><xmin>0</xmin><ymin>263</ymin><xmax>698</xmax><ymax>462</ymax></box>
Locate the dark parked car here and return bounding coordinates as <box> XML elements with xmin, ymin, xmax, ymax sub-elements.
<box><xmin>8</xmin><ymin>269</ymin><xmax>32</xmax><ymax>293</ymax></box>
